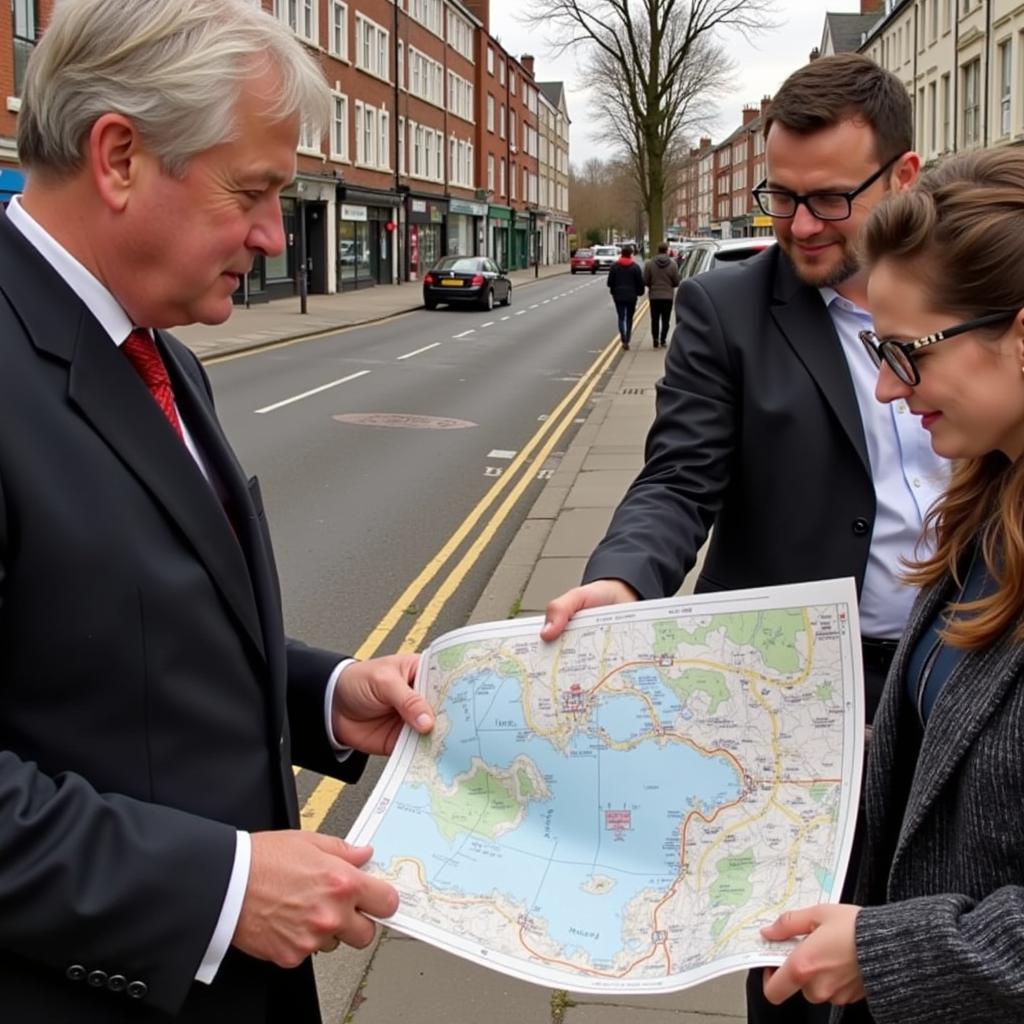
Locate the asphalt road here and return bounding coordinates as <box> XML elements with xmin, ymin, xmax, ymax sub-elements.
<box><xmin>207</xmin><ymin>271</ymin><xmax>628</xmax><ymax>824</ymax></box>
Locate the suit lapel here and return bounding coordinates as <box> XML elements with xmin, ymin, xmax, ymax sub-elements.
<box><xmin>66</xmin><ymin>320</ymin><xmax>267</xmax><ymax>661</ymax></box>
<box><xmin>770</xmin><ymin>255</ymin><xmax>871</xmax><ymax>475</ymax></box>
<box><xmin>158</xmin><ymin>335</ymin><xmax>283</xmax><ymax>671</ymax></box>
<box><xmin>0</xmin><ymin>218</ymin><xmax>267</xmax><ymax>663</ymax></box>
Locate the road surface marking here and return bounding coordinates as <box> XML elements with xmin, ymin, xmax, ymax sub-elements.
<box><xmin>397</xmin><ymin>342</ymin><xmax>441</xmax><ymax>361</ymax></box>
<box><xmin>254</xmin><ymin>370</ymin><xmax>371</xmax><ymax>414</ymax></box>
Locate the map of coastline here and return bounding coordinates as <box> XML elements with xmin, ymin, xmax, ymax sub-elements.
<box><xmin>348</xmin><ymin>579</ymin><xmax>863</xmax><ymax>993</ymax></box>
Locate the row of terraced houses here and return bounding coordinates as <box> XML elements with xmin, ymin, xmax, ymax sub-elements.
<box><xmin>0</xmin><ymin>0</ymin><xmax>573</xmax><ymax>300</ymax></box>
<box><xmin>673</xmin><ymin>0</ymin><xmax>1024</xmax><ymax>239</ymax></box>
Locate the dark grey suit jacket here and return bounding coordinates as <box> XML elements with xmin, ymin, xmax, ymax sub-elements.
<box><xmin>834</xmin><ymin>573</ymin><xmax>1024</xmax><ymax>1024</ymax></box>
<box><xmin>584</xmin><ymin>246</ymin><xmax>876</xmax><ymax>600</ymax></box>
<box><xmin>0</xmin><ymin>214</ymin><xmax>362</xmax><ymax>1022</ymax></box>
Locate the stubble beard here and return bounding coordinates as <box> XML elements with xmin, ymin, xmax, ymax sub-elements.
<box><xmin>791</xmin><ymin>246</ymin><xmax>861</xmax><ymax>290</ymax></box>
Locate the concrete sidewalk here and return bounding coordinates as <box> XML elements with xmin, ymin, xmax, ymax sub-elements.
<box><xmin>174</xmin><ymin>273</ymin><xmax>746</xmax><ymax>1021</ymax></box>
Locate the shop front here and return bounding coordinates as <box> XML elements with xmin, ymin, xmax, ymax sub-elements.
<box><xmin>406</xmin><ymin>195</ymin><xmax>448</xmax><ymax>281</ymax></box>
<box><xmin>236</xmin><ymin>173</ymin><xmax>334</xmax><ymax>303</ymax></box>
<box><xmin>447</xmin><ymin>198</ymin><xmax>488</xmax><ymax>257</ymax></box>
<box><xmin>488</xmin><ymin>204</ymin><xmax>512</xmax><ymax>268</ymax></box>
<box><xmin>337</xmin><ymin>187</ymin><xmax>400</xmax><ymax>290</ymax></box>
<box><xmin>512</xmin><ymin>212</ymin><xmax>532</xmax><ymax>270</ymax></box>
<box><xmin>0</xmin><ymin>167</ymin><xmax>25</xmax><ymax>207</ymax></box>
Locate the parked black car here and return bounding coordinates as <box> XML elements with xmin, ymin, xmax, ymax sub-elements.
<box><xmin>423</xmin><ymin>256</ymin><xmax>512</xmax><ymax>311</ymax></box>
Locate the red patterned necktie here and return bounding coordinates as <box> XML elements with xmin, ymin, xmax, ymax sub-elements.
<box><xmin>122</xmin><ymin>329</ymin><xmax>184</xmax><ymax>441</ymax></box>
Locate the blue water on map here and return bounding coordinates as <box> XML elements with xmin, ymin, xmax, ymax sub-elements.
<box><xmin>368</xmin><ymin>664</ymin><xmax>742</xmax><ymax>967</ymax></box>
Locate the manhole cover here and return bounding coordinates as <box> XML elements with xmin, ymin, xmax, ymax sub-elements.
<box><xmin>332</xmin><ymin>413</ymin><xmax>477</xmax><ymax>429</ymax></box>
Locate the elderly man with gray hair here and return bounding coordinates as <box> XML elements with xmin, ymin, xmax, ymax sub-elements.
<box><xmin>0</xmin><ymin>0</ymin><xmax>434</xmax><ymax>1020</ymax></box>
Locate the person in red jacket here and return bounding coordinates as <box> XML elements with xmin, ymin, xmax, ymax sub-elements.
<box><xmin>606</xmin><ymin>244</ymin><xmax>646</xmax><ymax>349</ymax></box>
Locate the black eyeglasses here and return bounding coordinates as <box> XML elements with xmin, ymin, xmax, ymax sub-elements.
<box><xmin>751</xmin><ymin>153</ymin><xmax>902</xmax><ymax>221</ymax></box>
<box><xmin>858</xmin><ymin>311</ymin><xmax>1018</xmax><ymax>386</ymax></box>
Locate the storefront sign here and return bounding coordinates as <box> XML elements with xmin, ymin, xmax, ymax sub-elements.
<box><xmin>341</xmin><ymin>204</ymin><xmax>368</xmax><ymax>222</ymax></box>
<box><xmin>411</xmin><ymin>199</ymin><xmax>427</xmax><ymax>213</ymax></box>
<box><xmin>448</xmin><ymin>198</ymin><xmax>488</xmax><ymax>217</ymax></box>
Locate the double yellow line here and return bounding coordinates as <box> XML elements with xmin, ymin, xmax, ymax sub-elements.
<box><xmin>299</xmin><ymin>301</ymin><xmax>650</xmax><ymax>832</ymax></box>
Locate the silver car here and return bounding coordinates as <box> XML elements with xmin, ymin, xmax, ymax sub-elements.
<box><xmin>592</xmin><ymin>245</ymin><xmax>620</xmax><ymax>272</ymax></box>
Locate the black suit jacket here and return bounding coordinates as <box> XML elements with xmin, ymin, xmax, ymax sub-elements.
<box><xmin>585</xmin><ymin>245</ymin><xmax>876</xmax><ymax>600</ymax></box>
<box><xmin>0</xmin><ymin>214</ymin><xmax>362</xmax><ymax>1021</ymax></box>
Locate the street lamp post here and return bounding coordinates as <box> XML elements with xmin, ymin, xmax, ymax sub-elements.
<box><xmin>296</xmin><ymin>181</ymin><xmax>308</xmax><ymax>315</ymax></box>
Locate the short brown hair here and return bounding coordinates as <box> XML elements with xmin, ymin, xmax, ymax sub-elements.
<box><xmin>862</xmin><ymin>147</ymin><xmax>1024</xmax><ymax>650</ymax></box>
<box><xmin>764</xmin><ymin>54</ymin><xmax>912</xmax><ymax>164</ymax></box>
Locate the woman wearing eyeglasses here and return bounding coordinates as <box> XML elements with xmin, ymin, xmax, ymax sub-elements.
<box><xmin>760</xmin><ymin>146</ymin><xmax>1024</xmax><ymax>1023</ymax></box>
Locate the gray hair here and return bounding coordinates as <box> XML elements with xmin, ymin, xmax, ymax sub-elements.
<box><xmin>18</xmin><ymin>0</ymin><xmax>331</xmax><ymax>177</ymax></box>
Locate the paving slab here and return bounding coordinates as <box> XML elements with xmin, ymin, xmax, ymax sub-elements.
<box><xmin>564</xmin><ymin>469</ymin><xmax>638</xmax><ymax>509</ymax></box>
<box><xmin>520</xmin><ymin>556</ymin><xmax>591</xmax><ymax>613</ymax></box>
<box><xmin>348</xmin><ymin>932</ymin><xmax>557</xmax><ymax>1024</ymax></box>
<box><xmin>569</xmin><ymin>974</ymin><xmax>746</xmax><ymax>1017</ymax></box>
<box><xmin>540</xmin><ymin>507</ymin><xmax>617</xmax><ymax>558</ymax></box>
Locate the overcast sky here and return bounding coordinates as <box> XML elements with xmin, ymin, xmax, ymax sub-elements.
<box><xmin>489</xmin><ymin>0</ymin><xmax>861</xmax><ymax>166</ymax></box>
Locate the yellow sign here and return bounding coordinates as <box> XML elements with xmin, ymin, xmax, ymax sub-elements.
<box><xmin>752</xmin><ymin>216</ymin><xmax>773</xmax><ymax>228</ymax></box>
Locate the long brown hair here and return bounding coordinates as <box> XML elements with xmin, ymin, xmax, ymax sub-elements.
<box><xmin>861</xmin><ymin>148</ymin><xmax>1024</xmax><ymax>649</ymax></box>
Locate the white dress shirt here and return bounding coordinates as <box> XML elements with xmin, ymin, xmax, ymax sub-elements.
<box><xmin>6</xmin><ymin>196</ymin><xmax>354</xmax><ymax>983</ymax></box>
<box><xmin>821</xmin><ymin>287</ymin><xmax>948</xmax><ymax>638</ymax></box>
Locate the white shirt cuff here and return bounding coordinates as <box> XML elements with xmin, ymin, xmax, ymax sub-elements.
<box><xmin>325</xmin><ymin>659</ymin><xmax>356</xmax><ymax>760</ymax></box>
<box><xmin>195</xmin><ymin>830</ymin><xmax>251</xmax><ymax>983</ymax></box>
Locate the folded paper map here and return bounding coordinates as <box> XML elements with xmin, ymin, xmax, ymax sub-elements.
<box><xmin>348</xmin><ymin>578</ymin><xmax>864</xmax><ymax>993</ymax></box>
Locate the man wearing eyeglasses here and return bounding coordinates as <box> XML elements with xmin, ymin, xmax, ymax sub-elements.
<box><xmin>542</xmin><ymin>53</ymin><xmax>948</xmax><ymax>1024</ymax></box>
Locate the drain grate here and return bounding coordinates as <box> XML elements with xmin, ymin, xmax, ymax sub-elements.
<box><xmin>620</xmin><ymin>387</ymin><xmax>654</xmax><ymax>395</ymax></box>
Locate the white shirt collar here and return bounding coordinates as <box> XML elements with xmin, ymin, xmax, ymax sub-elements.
<box><xmin>6</xmin><ymin>194</ymin><xmax>136</xmax><ymax>346</ymax></box>
<box><xmin>818</xmin><ymin>285</ymin><xmax>870</xmax><ymax>318</ymax></box>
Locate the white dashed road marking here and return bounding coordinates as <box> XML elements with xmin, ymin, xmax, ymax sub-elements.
<box><xmin>255</xmin><ymin>370</ymin><xmax>371</xmax><ymax>414</ymax></box>
<box><xmin>397</xmin><ymin>342</ymin><xmax>440</xmax><ymax>361</ymax></box>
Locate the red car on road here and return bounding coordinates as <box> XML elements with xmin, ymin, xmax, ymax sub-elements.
<box><xmin>570</xmin><ymin>248</ymin><xmax>597</xmax><ymax>274</ymax></box>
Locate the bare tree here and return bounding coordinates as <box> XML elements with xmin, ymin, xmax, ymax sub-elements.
<box><xmin>526</xmin><ymin>0</ymin><xmax>774</xmax><ymax>243</ymax></box>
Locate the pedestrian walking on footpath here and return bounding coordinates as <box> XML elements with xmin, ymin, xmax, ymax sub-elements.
<box><xmin>607</xmin><ymin>244</ymin><xmax>645</xmax><ymax>349</ymax></box>
<box><xmin>542</xmin><ymin>53</ymin><xmax>944</xmax><ymax>1024</ymax></box>
<box><xmin>762</xmin><ymin>146</ymin><xmax>1024</xmax><ymax>1024</ymax></box>
<box><xmin>0</xmin><ymin>0</ymin><xmax>434</xmax><ymax>1019</ymax></box>
<box><xmin>644</xmin><ymin>241</ymin><xmax>681</xmax><ymax>347</ymax></box>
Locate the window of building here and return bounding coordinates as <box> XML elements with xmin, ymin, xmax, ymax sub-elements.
<box><xmin>409</xmin><ymin>47</ymin><xmax>444</xmax><ymax>106</ymax></box>
<box><xmin>275</xmin><ymin>0</ymin><xmax>317</xmax><ymax>43</ymax></box>
<box><xmin>510</xmin><ymin>110</ymin><xmax>517</xmax><ymax>150</ymax></box>
<box><xmin>941</xmin><ymin>72</ymin><xmax>951</xmax><ymax>150</ymax></box>
<box><xmin>447</xmin><ymin>70</ymin><xmax>474</xmax><ymax>122</ymax></box>
<box><xmin>330</xmin><ymin>92</ymin><xmax>349</xmax><ymax>161</ymax></box>
<box><xmin>487</xmin><ymin>48</ymin><xmax>495</xmax><ymax>75</ymax></box>
<box><xmin>962</xmin><ymin>58</ymin><xmax>981</xmax><ymax>145</ymax></box>
<box><xmin>499</xmin><ymin>104</ymin><xmax>506</xmax><ymax>139</ymax></box>
<box><xmin>355</xmin><ymin>14</ymin><xmax>389</xmax><ymax>82</ymax></box>
<box><xmin>928</xmin><ymin>80</ymin><xmax>937</xmax><ymax>153</ymax></box>
<box><xmin>329</xmin><ymin>0</ymin><xmax>347</xmax><ymax>58</ymax></box>
<box><xmin>511</xmin><ymin>162</ymin><xmax>517</xmax><ymax>199</ymax></box>
<box><xmin>487</xmin><ymin>95</ymin><xmax>495</xmax><ymax>132</ymax></box>
<box><xmin>500</xmin><ymin>157</ymin><xmax>506</xmax><ymax>196</ymax></box>
<box><xmin>929</xmin><ymin>0</ymin><xmax>938</xmax><ymax>40</ymax></box>
<box><xmin>398</xmin><ymin>41</ymin><xmax>405</xmax><ymax>89</ymax></box>
<box><xmin>398</xmin><ymin>116</ymin><xmax>406</xmax><ymax>174</ymax></box>
<box><xmin>499</xmin><ymin>61</ymin><xmax>505</xmax><ymax>85</ymax></box>
<box><xmin>447</xmin><ymin>9</ymin><xmax>474</xmax><ymax>62</ymax></box>
<box><xmin>999</xmin><ymin>39</ymin><xmax>1012</xmax><ymax>136</ymax></box>
<box><xmin>488</xmin><ymin>155</ymin><xmax>495</xmax><ymax>191</ymax></box>
<box><xmin>12</xmin><ymin>0</ymin><xmax>38</xmax><ymax>96</ymax></box>
<box><xmin>409</xmin><ymin>0</ymin><xmax>442</xmax><ymax>36</ymax></box>
<box><xmin>299</xmin><ymin>120</ymin><xmax>320</xmax><ymax>153</ymax></box>
<box><xmin>918</xmin><ymin>87</ymin><xmax>926</xmax><ymax>151</ymax></box>
<box><xmin>510</xmin><ymin>69</ymin><xmax>516</xmax><ymax>95</ymax></box>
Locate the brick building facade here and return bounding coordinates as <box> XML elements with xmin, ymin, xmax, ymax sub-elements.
<box><xmin>1</xmin><ymin>0</ymin><xmax>562</xmax><ymax>295</ymax></box>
